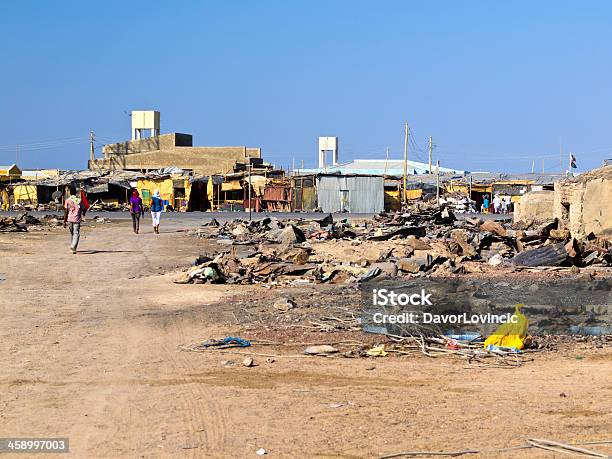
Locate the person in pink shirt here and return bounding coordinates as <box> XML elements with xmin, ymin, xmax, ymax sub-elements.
<box><xmin>63</xmin><ymin>188</ymin><xmax>86</xmax><ymax>254</ymax></box>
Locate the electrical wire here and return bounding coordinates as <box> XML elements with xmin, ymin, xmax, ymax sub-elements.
<box><xmin>0</xmin><ymin>137</ymin><xmax>87</xmax><ymax>151</ymax></box>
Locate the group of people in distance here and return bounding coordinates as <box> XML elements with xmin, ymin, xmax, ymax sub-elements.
<box><xmin>481</xmin><ymin>194</ymin><xmax>512</xmax><ymax>214</ymax></box>
<box><xmin>63</xmin><ymin>188</ymin><xmax>165</xmax><ymax>254</ymax></box>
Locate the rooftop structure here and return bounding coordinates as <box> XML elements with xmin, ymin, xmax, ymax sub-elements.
<box><xmin>89</xmin><ymin>111</ymin><xmax>262</xmax><ymax>175</ymax></box>
<box><xmin>0</xmin><ymin>164</ymin><xmax>21</xmax><ymax>181</ymax></box>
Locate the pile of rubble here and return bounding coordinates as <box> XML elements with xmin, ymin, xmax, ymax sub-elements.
<box><xmin>179</xmin><ymin>216</ymin><xmax>379</xmax><ymax>285</ymax></box>
<box><xmin>438</xmin><ymin>193</ymin><xmax>478</xmax><ymax>213</ymax></box>
<box><xmin>0</xmin><ymin>212</ymin><xmax>66</xmax><ymax>232</ymax></box>
<box><xmin>89</xmin><ymin>200</ymin><xmax>129</xmax><ymax>211</ymax></box>
<box><xmin>0</xmin><ymin>213</ymin><xmax>34</xmax><ymax>232</ymax></box>
<box><xmin>177</xmin><ymin>207</ymin><xmax>611</xmax><ymax>286</ymax></box>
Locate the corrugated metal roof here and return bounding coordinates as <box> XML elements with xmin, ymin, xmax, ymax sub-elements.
<box><xmin>299</xmin><ymin>158</ymin><xmax>465</xmax><ymax>175</ymax></box>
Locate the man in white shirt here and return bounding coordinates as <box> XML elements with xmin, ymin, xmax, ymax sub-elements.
<box><xmin>492</xmin><ymin>194</ymin><xmax>502</xmax><ymax>214</ymax></box>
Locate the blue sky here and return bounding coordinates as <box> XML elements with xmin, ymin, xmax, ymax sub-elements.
<box><xmin>1</xmin><ymin>0</ymin><xmax>612</xmax><ymax>173</ymax></box>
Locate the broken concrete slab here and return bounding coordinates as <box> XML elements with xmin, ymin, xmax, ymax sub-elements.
<box><xmin>479</xmin><ymin>220</ymin><xmax>507</xmax><ymax>237</ymax></box>
<box><xmin>510</xmin><ymin>242</ymin><xmax>568</xmax><ymax>267</ymax></box>
<box><xmin>278</xmin><ymin>224</ymin><xmax>306</xmax><ymax>244</ymax></box>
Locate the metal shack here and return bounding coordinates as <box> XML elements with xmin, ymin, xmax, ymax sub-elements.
<box><xmin>316</xmin><ymin>174</ymin><xmax>384</xmax><ymax>213</ymax></box>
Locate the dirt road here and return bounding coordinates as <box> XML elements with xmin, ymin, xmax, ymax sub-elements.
<box><xmin>1</xmin><ymin>220</ymin><xmax>611</xmax><ymax>458</ymax></box>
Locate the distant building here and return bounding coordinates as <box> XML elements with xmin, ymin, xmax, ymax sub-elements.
<box><xmin>300</xmin><ymin>159</ymin><xmax>465</xmax><ymax>176</ymax></box>
<box><xmin>0</xmin><ymin>164</ymin><xmax>21</xmax><ymax>182</ymax></box>
<box><xmin>89</xmin><ymin>111</ymin><xmax>262</xmax><ymax>175</ymax></box>
<box><xmin>21</xmin><ymin>169</ymin><xmax>60</xmax><ymax>180</ymax></box>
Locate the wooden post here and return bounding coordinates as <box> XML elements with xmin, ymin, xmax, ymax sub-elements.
<box><xmin>436</xmin><ymin>160</ymin><xmax>440</xmax><ymax>206</ymax></box>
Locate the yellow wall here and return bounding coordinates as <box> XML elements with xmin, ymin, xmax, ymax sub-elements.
<box><xmin>446</xmin><ymin>183</ymin><xmax>492</xmax><ymax>194</ymax></box>
<box><xmin>136</xmin><ymin>177</ymin><xmax>192</xmax><ymax>211</ymax></box>
<box><xmin>384</xmin><ymin>189</ymin><xmax>402</xmax><ymax>211</ymax></box>
<box><xmin>404</xmin><ymin>189</ymin><xmax>423</xmax><ymax>200</ymax></box>
<box><xmin>13</xmin><ymin>184</ymin><xmax>38</xmax><ymax>204</ymax></box>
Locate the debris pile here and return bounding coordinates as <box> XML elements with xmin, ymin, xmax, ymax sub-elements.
<box><xmin>0</xmin><ymin>212</ymin><xmax>75</xmax><ymax>232</ymax></box>
<box><xmin>438</xmin><ymin>193</ymin><xmax>478</xmax><ymax>213</ymax></box>
<box><xmin>89</xmin><ymin>200</ymin><xmax>129</xmax><ymax>211</ymax></box>
<box><xmin>178</xmin><ymin>207</ymin><xmax>611</xmax><ymax>286</ymax></box>
<box><xmin>0</xmin><ymin>213</ymin><xmax>42</xmax><ymax>232</ymax></box>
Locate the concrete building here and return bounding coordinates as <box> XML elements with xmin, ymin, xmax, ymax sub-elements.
<box><xmin>318</xmin><ymin>136</ymin><xmax>339</xmax><ymax>168</ymax></box>
<box><xmin>89</xmin><ymin>111</ymin><xmax>262</xmax><ymax>175</ymax></box>
<box><xmin>131</xmin><ymin>110</ymin><xmax>160</xmax><ymax>140</ymax></box>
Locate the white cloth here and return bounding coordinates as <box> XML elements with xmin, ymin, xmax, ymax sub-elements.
<box><xmin>151</xmin><ymin>211</ymin><xmax>161</xmax><ymax>226</ymax></box>
<box><xmin>493</xmin><ymin>196</ymin><xmax>501</xmax><ymax>209</ymax></box>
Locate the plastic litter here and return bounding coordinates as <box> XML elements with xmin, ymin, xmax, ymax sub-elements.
<box><xmin>483</xmin><ymin>304</ymin><xmax>528</xmax><ymax>351</ymax></box>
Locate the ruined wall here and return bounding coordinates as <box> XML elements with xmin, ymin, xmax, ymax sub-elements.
<box><xmin>513</xmin><ymin>190</ymin><xmax>554</xmax><ymax>225</ymax></box>
<box><xmin>553</xmin><ymin>167</ymin><xmax>612</xmax><ymax>239</ymax></box>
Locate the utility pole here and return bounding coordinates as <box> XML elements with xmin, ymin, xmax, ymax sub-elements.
<box><xmin>403</xmin><ymin>122</ymin><xmax>409</xmax><ymax>204</ymax></box>
<box><xmin>384</xmin><ymin>146</ymin><xmax>390</xmax><ymax>177</ymax></box>
<box><xmin>531</xmin><ymin>160</ymin><xmax>535</xmax><ymax>173</ymax></box>
<box><xmin>247</xmin><ymin>157</ymin><xmax>252</xmax><ymax>221</ymax></box>
<box><xmin>428</xmin><ymin>136</ymin><xmax>433</xmax><ymax>174</ymax></box>
<box><xmin>436</xmin><ymin>160</ymin><xmax>440</xmax><ymax>206</ymax></box>
<box><xmin>469</xmin><ymin>174</ymin><xmax>472</xmax><ymax>200</ymax></box>
<box><xmin>89</xmin><ymin>130</ymin><xmax>95</xmax><ymax>162</ymax></box>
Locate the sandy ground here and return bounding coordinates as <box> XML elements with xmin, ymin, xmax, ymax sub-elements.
<box><xmin>0</xmin><ymin>218</ymin><xmax>611</xmax><ymax>458</ymax></box>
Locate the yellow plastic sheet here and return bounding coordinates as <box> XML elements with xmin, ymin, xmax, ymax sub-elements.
<box><xmin>366</xmin><ymin>344</ymin><xmax>388</xmax><ymax>357</ymax></box>
<box><xmin>484</xmin><ymin>303</ymin><xmax>528</xmax><ymax>350</ymax></box>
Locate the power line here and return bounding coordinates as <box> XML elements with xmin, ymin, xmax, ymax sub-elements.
<box><xmin>0</xmin><ymin>137</ymin><xmax>85</xmax><ymax>151</ymax></box>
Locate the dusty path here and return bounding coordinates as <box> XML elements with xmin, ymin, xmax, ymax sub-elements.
<box><xmin>1</xmin><ymin>221</ymin><xmax>611</xmax><ymax>458</ymax></box>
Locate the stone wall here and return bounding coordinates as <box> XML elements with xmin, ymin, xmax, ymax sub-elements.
<box><xmin>513</xmin><ymin>190</ymin><xmax>555</xmax><ymax>225</ymax></box>
<box><xmin>553</xmin><ymin>167</ymin><xmax>612</xmax><ymax>238</ymax></box>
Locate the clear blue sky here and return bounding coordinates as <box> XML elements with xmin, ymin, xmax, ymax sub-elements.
<box><xmin>2</xmin><ymin>0</ymin><xmax>612</xmax><ymax>173</ymax></box>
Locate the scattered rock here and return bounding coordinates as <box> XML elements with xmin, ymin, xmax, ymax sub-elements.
<box><xmin>480</xmin><ymin>220</ymin><xmax>508</xmax><ymax>237</ymax></box>
<box><xmin>304</xmin><ymin>345</ymin><xmax>338</xmax><ymax>355</ymax></box>
<box><xmin>488</xmin><ymin>254</ymin><xmax>504</xmax><ymax>266</ymax></box>
<box><xmin>273</xmin><ymin>297</ymin><xmax>296</xmax><ymax>311</ymax></box>
<box><xmin>278</xmin><ymin>224</ymin><xmax>306</xmax><ymax>244</ymax></box>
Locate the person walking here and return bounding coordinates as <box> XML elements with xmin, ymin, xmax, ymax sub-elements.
<box><xmin>63</xmin><ymin>188</ymin><xmax>86</xmax><ymax>254</ymax></box>
<box><xmin>129</xmin><ymin>189</ymin><xmax>144</xmax><ymax>234</ymax></box>
<box><xmin>150</xmin><ymin>189</ymin><xmax>164</xmax><ymax>234</ymax></box>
